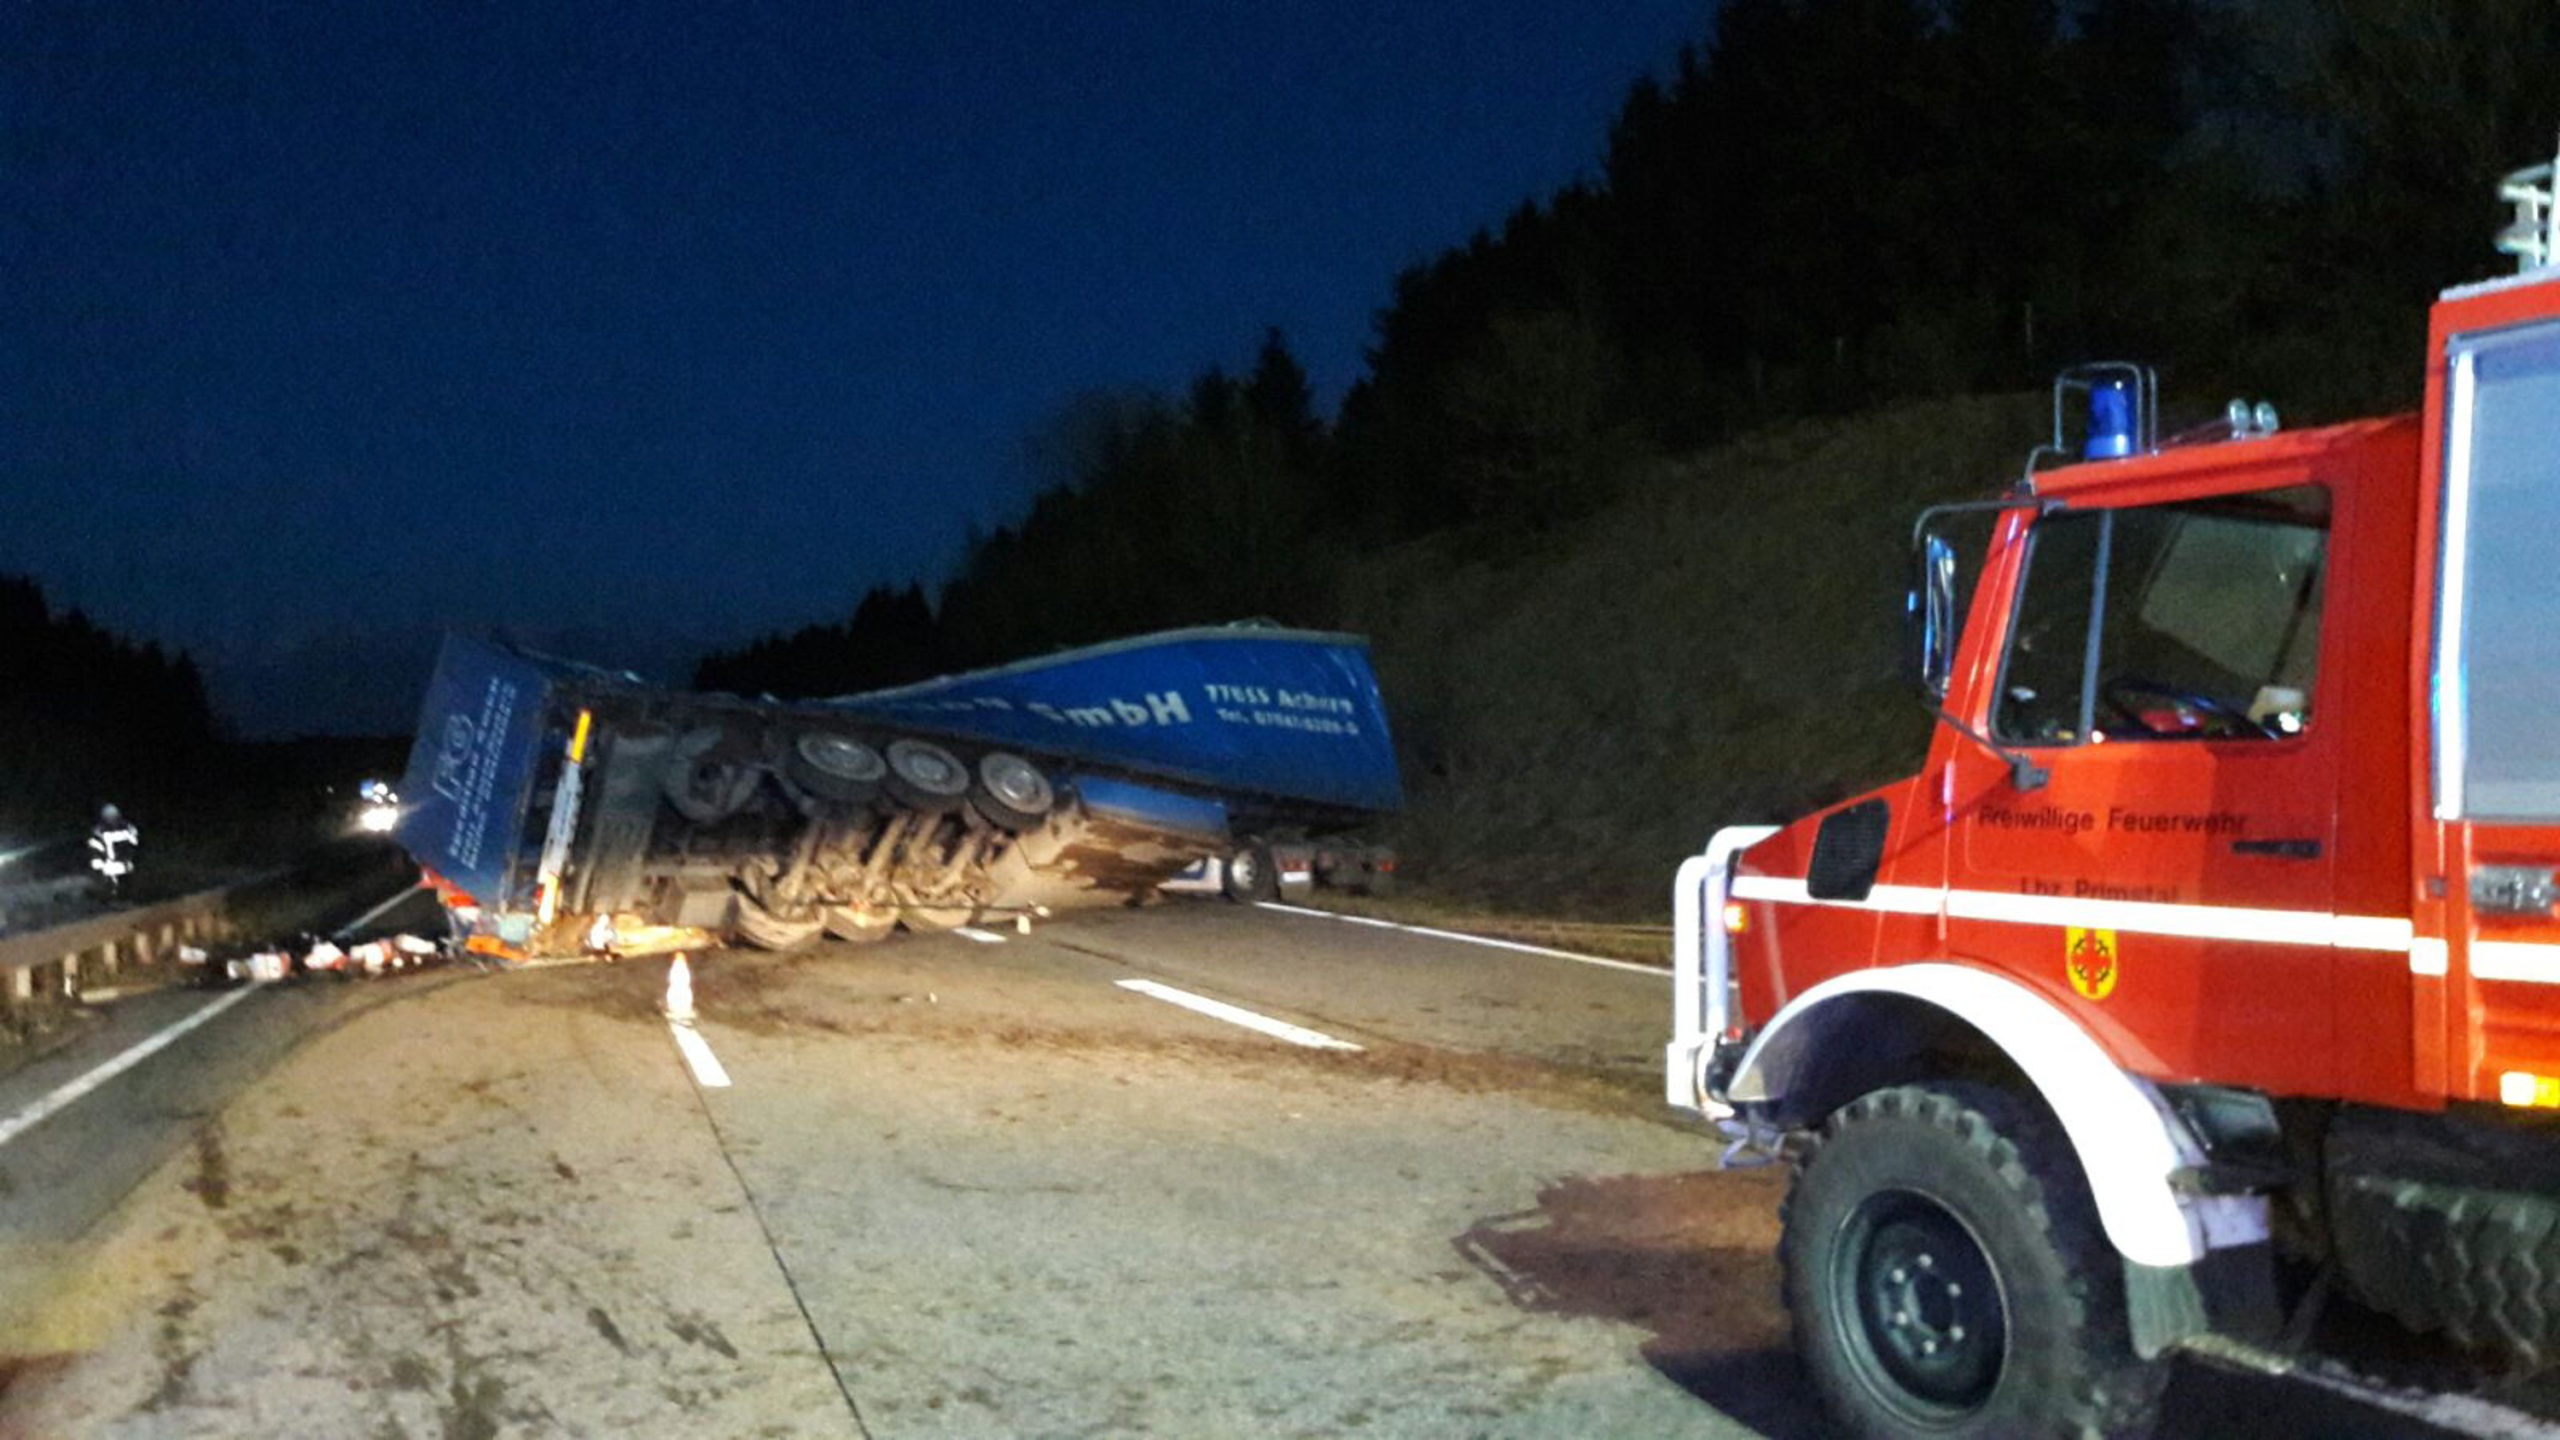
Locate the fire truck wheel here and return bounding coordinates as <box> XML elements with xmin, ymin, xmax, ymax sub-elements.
<box><xmin>732</xmin><ymin>895</ymin><xmax>822</xmax><ymax>951</ymax></box>
<box><xmin>1221</xmin><ymin>841</ymin><xmax>1279</xmax><ymax>903</ymax></box>
<box><xmin>785</xmin><ymin>731</ymin><xmax>886</xmax><ymax>807</ymax></box>
<box><xmin>1781</xmin><ymin>1082</ymin><xmax>2164</xmax><ymax>1439</ymax></box>
<box><xmin>968</xmin><ymin>752</ymin><xmax>1055</xmax><ymax>831</ymax></box>
<box><xmin>882</xmin><ymin>739</ymin><xmax>971</xmax><ymax>814</ymax></box>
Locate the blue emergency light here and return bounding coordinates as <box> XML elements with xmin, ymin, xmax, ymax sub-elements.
<box><xmin>2084</xmin><ymin>379</ymin><xmax>2136</xmax><ymax>459</ymax></box>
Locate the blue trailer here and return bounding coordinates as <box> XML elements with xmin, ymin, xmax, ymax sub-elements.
<box><xmin>393</xmin><ymin>625</ymin><xmax>1400</xmax><ymax>953</ymax></box>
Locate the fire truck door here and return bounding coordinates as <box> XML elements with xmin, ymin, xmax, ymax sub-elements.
<box><xmin>1947</xmin><ymin>487</ymin><xmax>2340</xmax><ymax>1095</ymax></box>
<box><xmin>2431</xmin><ymin>317</ymin><xmax>2560</xmax><ymax>1103</ymax></box>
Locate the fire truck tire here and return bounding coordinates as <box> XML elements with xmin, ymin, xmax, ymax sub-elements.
<box><xmin>1781</xmin><ymin>1082</ymin><xmax>2164</xmax><ymax>1439</ymax></box>
<box><xmin>968</xmin><ymin>752</ymin><xmax>1055</xmax><ymax>831</ymax></box>
<box><xmin>2329</xmin><ymin>1172</ymin><xmax>2560</xmax><ymax>1363</ymax></box>
<box><xmin>785</xmin><ymin>731</ymin><xmax>886</xmax><ymax>806</ymax></box>
<box><xmin>883</xmin><ymin>739</ymin><xmax>971</xmax><ymax>813</ymax></box>
<box><xmin>1221</xmin><ymin>841</ymin><xmax>1279</xmax><ymax>903</ymax></box>
<box><xmin>732</xmin><ymin>895</ymin><xmax>822</xmax><ymax>951</ymax></box>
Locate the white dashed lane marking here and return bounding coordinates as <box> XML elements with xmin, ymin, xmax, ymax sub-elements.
<box><xmin>1255</xmin><ymin>902</ymin><xmax>1664</xmax><ymax>976</ymax></box>
<box><xmin>1113</xmin><ymin>979</ymin><xmax>1363</xmax><ymax>1051</ymax></box>
<box><xmin>669</xmin><ymin>1022</ymin><xmax>732</xmax><ymax>1088</ymax></box>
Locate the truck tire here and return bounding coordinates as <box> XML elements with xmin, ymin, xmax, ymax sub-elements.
<box><xmin>969</xmin><ymin>751</ymin><xmax>1055</xmax><ymax>831</ymax></box>
<box><xmin>1221</xmin><ymin>841</ymin><xmax>1278</xmax><ymax>903</ymax></box>
<box><xmin>882</xmin><ymin>739</ymin><xmax>970</xmax><ymax>814</ymax></box>
<box><xmin>1780</xmin><ymin>1082</ymin><xmax>2163</xmax><ymax>1439</ymax></box>
<box><xmin>664</xmin><ymin>726</ymin><xmax>763</xmax><ymax>824</ymax></box>
<box><xmin>1356</xmin><ymin>848</ymin><xmax>1397</xmax><ymax>897</ymax></box>
<box><xmin>892</xmin><ymin>884</ymin><xmax>976</xmax><ymax>932</ymax></box>
<box><xmin>785</xmin><ymin>731</ymin><xmax>886</xmax><ymax>807</ymax></box>
<box><xmin>732</xmin><ymin>895</ymin><xmax>822</xmax><ymax>951</ymax></box>
<box><xmin>820</xmin><ymin>903</ymin><xmax>896</xmax><ymax>945</ymax></box>
<box><xmin>2330</xmin><ymin>1172</ymin><xmax>2560</xmax><ymax>1364</ymax></box>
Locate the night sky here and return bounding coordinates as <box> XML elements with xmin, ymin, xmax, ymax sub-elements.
<box><xmin>4</xmin><ymin>2</ymin><xmax>1706</xmax><ymax>737</ymax></box>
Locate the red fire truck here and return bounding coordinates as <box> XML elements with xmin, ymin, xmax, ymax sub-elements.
<box><xmin>1667</xmin><ymin>153</ymin><xmax>2560</xmax><ymax>1435</ymax></box>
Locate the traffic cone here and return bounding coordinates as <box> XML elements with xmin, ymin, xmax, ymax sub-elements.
<box><xmin>665</xmin><ymin>953</ymin><xmax>695</xmax><ymax>1023</ymax></box>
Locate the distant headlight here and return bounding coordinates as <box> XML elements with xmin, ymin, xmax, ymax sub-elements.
<box><xmin>358</xmin><ymin>805</ymin><xmax>399</xmax><ymax>834</ymax></box>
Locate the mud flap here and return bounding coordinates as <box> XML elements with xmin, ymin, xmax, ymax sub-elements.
<box><xmin>2125</xmin><ymin>1242</ymin><xmax>2281</xmax><ymax>1358</ymax></box>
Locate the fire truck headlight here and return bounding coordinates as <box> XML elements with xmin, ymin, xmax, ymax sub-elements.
<box><xmin>358</xmin><ymin>806</ymin><xmax>399</xmax><ymax>834</ymax></box>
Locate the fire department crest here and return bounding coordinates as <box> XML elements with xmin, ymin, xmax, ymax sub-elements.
<box><xmin>2066</xmin><ymin>926</ymin><xmax>2118</xmax><ymax>1000</ymax></box>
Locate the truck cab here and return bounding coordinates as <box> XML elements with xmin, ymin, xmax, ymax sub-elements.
<box><xmin>1668</xmin><ymin>155</ymin><xmax>2560</xmax><ymax>1436</ymax></box>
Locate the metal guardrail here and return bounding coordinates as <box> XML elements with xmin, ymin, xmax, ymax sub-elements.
<box><xmin>0</xmin><ymin>883</ymin><xmax>242</xmax><ymax>1013</ymax></box>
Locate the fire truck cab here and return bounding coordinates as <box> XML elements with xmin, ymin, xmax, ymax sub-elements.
<box><xmin>1669</xmin><ymin>154</ymin><xmax>2560</xmax><ymax>1436</ymax></box>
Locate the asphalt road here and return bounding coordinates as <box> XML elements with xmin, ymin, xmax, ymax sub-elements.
<box><xmin>0</xmin><ymin>896</ymin><xmax>2547</xmax><ymax>1437</ymax></box>
<box><xmin>0</xmin><ymin>884</ymin><xmax>446</xmax><ymax>1351</ymax></box>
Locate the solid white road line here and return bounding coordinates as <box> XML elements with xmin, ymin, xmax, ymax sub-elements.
<box><xmin>0</xmin><ymin>987</ymin><xmax>260</xmax><ymax>1150</ymax></box>
<box><xmin>1254</xmin><ymin>902</ymin><xmax>1665</xmax><ymax>977</ymax></box>
<box><xmin>951</xmin><ymin>926</ymin><xmax>1008</xmax><ymax>945</ymax></box>
<box><xmin>1114</xmin><ymin>979</ymin><xmax>1364</xmax><ymax>1051</ymax></box>
<box><xmin>669</xmin><ymin>1022</ymin><xmax>732</xmax><ymax>1088</ymax></box>
<box><xmin>332</xmin><ymin>878</ymin><xmax>427</xmax><ymax>940</ymax></box>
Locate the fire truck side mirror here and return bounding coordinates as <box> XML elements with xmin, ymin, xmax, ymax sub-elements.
<box><xmin>1905</xmin><ymin>531</ymin><xmax>1960</xmax><ymax>700</ymax></box>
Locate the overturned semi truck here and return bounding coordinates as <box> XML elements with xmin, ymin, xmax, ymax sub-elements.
<box><xmin>392</xmin><ymin>625</ymin><xmax>1401</xmax><ymax>957</ymax></box>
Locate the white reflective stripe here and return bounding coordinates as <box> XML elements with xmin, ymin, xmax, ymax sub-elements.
<box><xmin>2410</xmin><ymin>937</ymin><xmax>2450</xmax><ymax>976</ymax></box>
<box><xmin>1726</xmin><ymin>876</ymin><xmax>1938</xmax><ymax>914</ymax></box>
<box><xmin>2470</xmin><ymin>941</ymin><xmax>2560</xmax><ymax>985</ymax></box>
<box><xmin>2330</xmin><ymin>915</ymin><xmax>2417</xmax><ymax>951</ymax></box>
<box><xmin>1728</xmin><ymin>875</ymin><xmax>2412</xmax><ymax>951</ymax></box>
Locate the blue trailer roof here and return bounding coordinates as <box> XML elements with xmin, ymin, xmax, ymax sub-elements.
<box><xmin>818</xmin><ymin>625</ymin><xmax>1401</xmax><ymax>815</ymax></box>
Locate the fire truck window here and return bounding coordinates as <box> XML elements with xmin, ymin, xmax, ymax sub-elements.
<box><xmin>1992</xmin><ymin>487</ymin><xmax>2327</xmax><ymax>745</ymax></box>
<box><xmin>1991</xmin><ymin>511</ymin><xmax>2103</xmax><ymax>743</ymax></box>
<box><xmin>2453</xmin><ymin>323</ymin><xmax>2560</xmax><ymax>818</ymax></box>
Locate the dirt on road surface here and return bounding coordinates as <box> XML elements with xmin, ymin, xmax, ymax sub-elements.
<box><xmin>1</xmin><ymin>911</ymin><xmax>1796</xmax><ymax>1438</ymax></box>
<box><xmin>10</xmin><ymin>901</ymin><xmax>2520</xmax><ymax>1439</ymax></box>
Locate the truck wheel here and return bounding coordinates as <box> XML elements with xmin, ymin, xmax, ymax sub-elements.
<box><xmin>2331</xmin><ymin>1171</ymin><xmax>2560</xmax><ymax>1363</ymax></box>
<box><xmin>1357</xmin><ymin>849</ymin><xmax>1397</xmax><ymax>897</ymax></box>
<box><xmin>664</xmin><ymin>727</ymin><xmax>762</xmax><ymax>824</ymax></box>
<box><xmin>969</xmin><ymin>751</ymin><xmax>1055</xmax><ymax>831</ymax></box>
<box><xmin>820</xmin><ymin>903</ymin><xmax>896</xmax><ymax>944</ymax></box>
<box><xmin>1781</xmin><ymin>1083</ymin><xmax>2163</xmax><ymax>1439</ymax></box>
<box><xmin>882</xmin><ymin>739</ymin><xmax>970</xmax><ymax>813</ymax></box>
<box><xmin>892</xmin><ymin>884</ymin><xmax>976</xmax><ymax>932</ymax></box>
<box><xmin>785</xmin><ymin>731</ymin><xmax>885</xmax><ymax>807</ymax></box>
<box><xmin>732</xmin><ymin>895</ymin><xmax>822</xmax><ymax>951</ymax></box>
<box><xmin>1221</xmin><ymin>841</ymin><xmax>1279</xmax><ymax>903</ymax></box>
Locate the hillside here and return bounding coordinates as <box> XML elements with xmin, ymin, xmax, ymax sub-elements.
<box><xmin>1338</xmin><ymin>393</ymin><xmax>2042</xmax><ymax>918</ymax></box>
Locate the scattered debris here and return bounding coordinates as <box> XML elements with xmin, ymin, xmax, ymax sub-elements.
<box><xmin>198</xmin><ymin>931</ymin><xmax>458</xmax><ymax>990</ymax></box>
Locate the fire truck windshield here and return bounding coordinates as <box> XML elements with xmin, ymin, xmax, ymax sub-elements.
<box><xmin>1994</xmin><ymin>485</ymin><xmax>2327</xmax><ymax>745</ymax></box>
<box><xmin>2443</xmin><ymin>321</ymin><xmax>2560</xmax><ymax>820</ymax></box>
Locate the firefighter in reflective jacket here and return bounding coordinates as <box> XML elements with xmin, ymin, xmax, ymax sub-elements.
<box><xmin>89</xmin><ymin>804</ymin><xmax>139</xmax><ymax>896</ymax></box>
